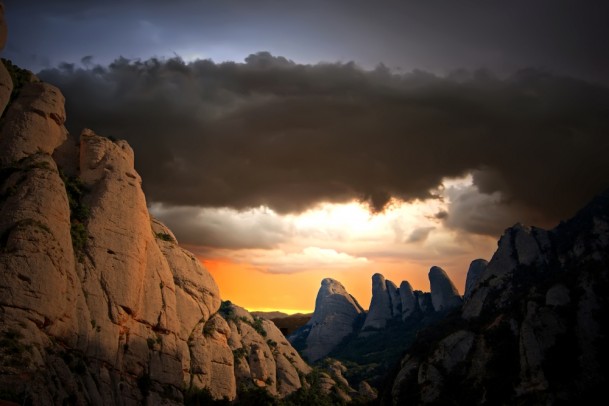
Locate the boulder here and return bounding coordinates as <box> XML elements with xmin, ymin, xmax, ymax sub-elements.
<box><xmin>429</xmin><ymin>266</ymin><xmax>463</xmax><ymax>312</ymax></box>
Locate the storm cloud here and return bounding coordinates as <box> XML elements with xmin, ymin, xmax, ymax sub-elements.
<box><xmin>39</xmin><ymin>54</ymin><xmax>609</xmax><ymax>235</ymax></box>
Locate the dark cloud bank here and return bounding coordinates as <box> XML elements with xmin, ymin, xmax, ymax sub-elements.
<box><xmin>39</xmin><ymin>53</ymin><xmax>609</xmax><ymax>236</ymax></box>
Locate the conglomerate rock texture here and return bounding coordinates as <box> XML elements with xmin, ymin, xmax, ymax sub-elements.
<box><xmin>0</xmin><ymin>56</ymin><xmax>310</xmax><ymax>405</ymax></box>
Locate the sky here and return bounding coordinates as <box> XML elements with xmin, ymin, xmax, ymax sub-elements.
<box><xmin>4</xmin><ymin>0</ymin><xmax>609</xmax><ymax>313</ymax></box>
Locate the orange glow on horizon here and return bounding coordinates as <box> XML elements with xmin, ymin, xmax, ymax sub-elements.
<box><xmin>200</xmin><ymin>254</ymin><xmax>486</xmax><ymax>314</ymax></box>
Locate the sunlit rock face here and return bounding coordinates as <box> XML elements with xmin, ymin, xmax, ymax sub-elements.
<box><xmin>289</xmin><ymin>278</ymin><xmax>364</xmax><ymax>362</ymax></box>
<box><xmin>222</xmin><ymin>302</ymin><xmax>311</xmax><ymax>397</ymax></box>
<box><xmin>386</xmin><ymin>190</ymin><xmax>609</xmax><ymax>405</ymax></box>
<box><xmin>0</xmin><ymin>56</ymin><xmax>309</xmax><ymax>404</ymax></box>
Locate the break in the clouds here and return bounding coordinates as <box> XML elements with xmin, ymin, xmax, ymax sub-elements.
<box><xmin>40</xmin><ymin>55</ymin><xmax>609</xmax><ymax>236</ymax></box>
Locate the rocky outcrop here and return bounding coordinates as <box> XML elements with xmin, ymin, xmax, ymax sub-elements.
<box><xmin>364</xmin><ymin>268</ymin><xmax>462</xmax><ymax>330</ymax></box>
<box><xmin>414</xmin><ymin>290</ymin><xmax>433</xmax><ymax>314</ymax></box>
<box><xmin>289</xmin><ymin>278</ymin><xmax>364</xmax><ymax>362</ymax></box>
<box><xmin>462</xmin><ymin>224</ymin><xmax>552</xmax><ymax>320</ymax></box>
<box><xmin>384</xmin><ymin>190</ymin><xmax>609</xmax><ymax>405</ymax></box>
<box><xmin>464</xmin><ymin>259</ymin><xmax>487</xmax><ymax>299</ymax></box>
<box><xmin>0</xmin><ymin>81</ymin><xmax>67</xmax><ymax>166</ymax></box>
<box><xmin>399</xmin><ymin>281</ymin><xmax>417</xmax><ymax>320</ymax></box>
<box><xmin>429</xmin><ymin>266</ymin><xmax>463</xmax><ymax>312</ymax></box>
<box><xmin>316</xmin><ymin>359</ymin><xmax>377</xmax><ymax>403</ymax></box>
<box><xmin>362</xmin><ymin>273</ymin><xmax>395</xmax><ymax>330</ymax></box>
<box><xmin>222</xmin><ymin>302</ymin><xmax>311</xmax><ymax>398</ymax></box>
<box><xmin>0</xmin><ymin>76</ymin><xmax>311</xmax><ymax>403</ymax></box>
<box><xmin>387</xmin><ymin>280</ymin><xmax>402</xmax><ymax>317</ymax></box>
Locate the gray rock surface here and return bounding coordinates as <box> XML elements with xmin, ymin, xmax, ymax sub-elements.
<box><xmin>429</xmin><ymin>266</ymin><xmax>463</xmax><ymax>312</ymax></box>
<box><xmin>387</xmin><ymin>280</ymin><xmax>402</xmax><ymax>317</ymax></box>
<box><xmin>415</xmin><ymin>291</ymin><xmax>433</xmax><ymax>313</ymax></box>
<box><xmin>389</xmin><ymin>190</ymin><xmax>609</xmax><ymax>404</ymax></box>
<box><xmin>362</xmin><ymin>273</ymin><xmax>394</xmax><ymax>330</ymax></box>
<box><xmin>291</xmin><ymin>278</ymin><xmax>364</xmax><ymax>362</ymax></box>
<box><xmin>463</xmin><ymin>224</ymin><xmax>552</xmax><ymax>320</ymax></box>
<box><xmin>464</xmin><ymin>259</ymin><xmax>488</xmax><ymax>299</ymax></box>
<box><xmin>399</xmin><ymin>280</ymin><xmax>417</xmax><ymax>320</ymax></box>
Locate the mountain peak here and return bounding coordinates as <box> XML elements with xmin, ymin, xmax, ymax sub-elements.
<box><xmin>429</xmin><ymin>266</ymin><xmax>463</xmax><ymax>312</ymax></box>
<box><xmin>290</xmin><ymin>277</ymin><xmax>364</xmax><ymax>362</ymax></box>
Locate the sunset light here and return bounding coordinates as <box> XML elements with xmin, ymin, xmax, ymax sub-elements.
<box><xmin>159</xmin><ymin>175</ymin><xmax>498</xmax><ymax>313</ymax></box>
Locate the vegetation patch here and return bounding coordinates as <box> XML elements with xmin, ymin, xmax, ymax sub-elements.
<box><xmin>249</xmin><ymin>316</ymin><xmax>267</xmax><ymax>337</ymax></box>
<box><xmin>203</xmin><ymin>321</ymin><xmax>216</xmax><ymax>337</ymax></box>
<box><xmin>184</xmin><ymin>386</ymin><xmax>230</xmax><ymax>405</ymax></box>
<box><xmin>155</xmin><ymin>232</ymin><xmax>175</xmax><ymax>243</ymax></box>
<box><xmin>137</xmin><ymin>372</ymin><xmax>152</xmax><ymax>398</ymax></box>
<box><xmin>232</xmin><ymin>347</ymin><xmax>248</xmax><ymax>362</ymax></box>
<box><xmin>60</xmin><ymin>171</ymin><xmax>90</xmax><ymax>260</ymax></box>
<box><xmin>0</xmin><ymin>328</ymin><xmax>32</xmax><ymax>368</ymax></box>
<box><xmin>1</xmin><ymin>58</ymin><xmax>34</xmax><ymax>111</ymax></box>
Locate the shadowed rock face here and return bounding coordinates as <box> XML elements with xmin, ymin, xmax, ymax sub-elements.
<box><xmin>386</xmin><ymin>190</ymin><xmax>609</xmax><ymax>405</ymax></box>
<box><xmin>290</xmin><ymin>278</ymin><xmax>364</xmax><ymax>362</ymax></box>
<box><xmin>429</xmin><ymin>266</ymin><xmax>463</xmax><ymax>312</ymax></box>
<box><xmin>399</xmin><ymin>281</ymin><xmax>417</xmax><ymax>320</ymax></box>
<box><xmin>362</xmin><ymin>273</ymin><xmax>394</xmax><ymax>330</ymax></box>
<box><xmin>464</xmin><ymin>259</ymin><xmax>488</xmax><ymax>299</ymax></box>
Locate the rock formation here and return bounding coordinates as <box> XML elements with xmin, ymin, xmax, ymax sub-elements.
<box><xmin>383</xmin><ymin>190</ymin><xmax>609</xmax><ymax>405</ymax></box>
<box><xmin>363</xmin><ymin>268</ymin><xmax>463</xmax><ymax>331</ymax></box>
<box><xmin>0</xmin><ymin>54</ymin><xmax>311</xmax><ymax>405</ymax></box>
<box><xmin>362</xmin><ymin>273</ymin><xmax>395</xmax><ymax>330</ymax></box>
<box><xmin>316</xmin><ymin>358</ymin><xmax>377</xmax><ymax>403</ymax></box>
<box><xmin>289</xmin><ymin>278</ymin><xmax>364</xmax><ymax>362</ymax></box>
<box><xmin>221</xmin><ymin>302</ymin><xmax>311</xmax><ymax>398</ymax></box>
<box><xmin>399</xmin><ymin>281</ymin><xmax>416</xmax><ymax>320</ymax></box>
<box><xmin>428</xmin><ymin>266</ymin><xmax>463</xmax><ymax>312</ymax></box>
<box><xmin>463</xmin><ymin>258</ymin><xmax>487</xmax><ymax>299</ymax></box>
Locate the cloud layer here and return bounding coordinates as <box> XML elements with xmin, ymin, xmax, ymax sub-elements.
<box><xmin>40</xmin><ymin>55</ymin><xmax>609</xmax><ymax>235</ymax></box>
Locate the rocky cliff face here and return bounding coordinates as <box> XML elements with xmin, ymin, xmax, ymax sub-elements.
<box><xmin>384</xmin><ymin>191</ymin><xmax>609</xmax><ymax>405</ymax></box>
<box><xmin>463</xmin><ymin>258</ymin><xmax>487</xmax><ymax>299</ymax></box>
<box><xmin>362</xmin><ymin>268</ymin><xmax>462</xmax><ymax>332</ymax></box>
<box><xmin>221</xmin><ymin>302</ymin><xmax>311</xmax><ymax>398</ymax></box>
<box><xmin>290</xmin><ymin>268</ymin><xmax>463</xmax><ymax>393</ymax></box>
<box><xmin>361</xmin><ymin>273</ymin><xmax>396</xmax><ymax>330</ymax></box>
<box><xmin>289</xmin><ymin>278</ymin><xmax>364</xmax><ymax>362</ymax></box>
<box><xmin>428</xmin><ymin>266</ymin><xmax>463</xmax><ymax>312</ymax></box>
<box><xmin>0</xmin><ymin>42</ymin><xmax>310</xmax><ymax>405</ymax></box>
